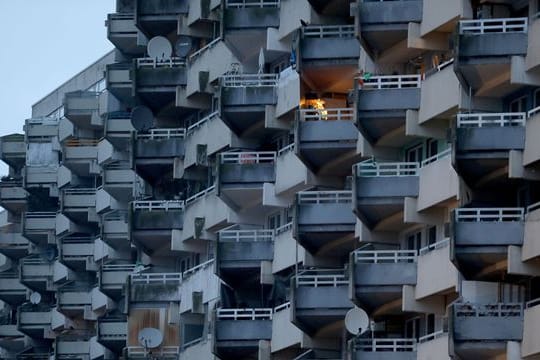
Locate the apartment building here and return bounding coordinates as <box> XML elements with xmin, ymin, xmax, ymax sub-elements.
<box><xmin>0</xmin><ymin>0</ymin><xmax>540</xmax><ymax>359</ymax></box>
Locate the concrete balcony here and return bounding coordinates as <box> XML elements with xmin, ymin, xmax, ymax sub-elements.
<box><xmin>0</xmin><ymin>223</ymin><xmax>29</xmax><ymax>260</ymax></box>
<box><xmin>60</xmin><ymin>188</ymin><xmax>97</xmax><ymax>224</ymax></box>
<box><xmin>19</xmin><ymin>256</ymin><xmax>54</xmax><ymax>292</ymax></box>
<box><xmin>294</xmin><ymin>190</ymin><xmax>355</xmax><ymax>256</ymax></box>
<box><xmin>134</xmin><ymin>0</ymin><xmax>188</xmax><ymax>37</ymax></box>
<box><xmin>0</xmin><ymin>134</ymin><xmax>25</xmax><ymax>170</ymax></box>
<box><xmin>135</xmin><ymin>128</ymin><xmax>185</xmax><ymax>176</ymax></box>
<box><xmin>417</xmin><ymin>149</ymin><xmax>458</xmax><ymax>212</ymax></box>
<box><xmin>214</xmin><ymin>308</ymin><xmax>273</xmax><ymax>360</ymax></box>
<box><xmin>453</xmin><ymin>113</ymin><xmax>525</xmax><ymax>187</ymax></box>
<box><xmin>220</xmin><ymin>74</ymin><xmax>278</xmax><ymax>135</ymax></box>
<box><xmin>24</xmin><ymin>166</ymin><xmax>58</xmax><ymax>196</ymax></box>
<box><xmin>100</xmin><ymin>210</ymin><xmax>129</xmax><ymax>251</ymax></box>
<box><xmin>107</xmin><ymin>13</ymin><xmax>145</xmax><ymax>55</ymax></box>
<box><xmin>350</xmin><ymin>338</ymin><xmax>417</xmax><ymax>360</ymax></box>
<box><xmin>63</xmin><ymin>91</ymin><xmax>102</xmax><ymax>129</ymax></box>
<box><xmin>131</xmin><ymin>200</ymin><xmax>184</xmax><ymax>254</ymax></box>
<box><xmin>0</xmin><ymin>322</ymin><xmax>25</xmax><ymax>353</ymax></box>
<box><xmin>128</xmin><ymin>272</ymin><xmax>182</xmax><ymax>303</ymax></box>
<box><xmin>98</xmin><ymin>263</ymin><xmax>136</xmax><ymax>300</ymax></box>
<box><xmin>216</xmin><ymin>228</ymin><xmax>273</xmax><ymax>285</ymax></box>
<box><xmin>300</xmin><ymin>25</ymin><xmax>360</xmax><ymax>65</ymax></box>
<box><xmin>415</xmin><ymin>239</ymin><xmax>458</xmax><ymax>300</ymax></box>
<box><xmin>58</xmin><ymin>236</ymin><xmax>96</xmax><ymax>271</ymax></box>
<box><xmin>56</xmin><ymin>284</ymin><xmax>92</xmax><ymax>319</ymax></box>
<box><xmin>356</xmin><ymin>75</ymin><xmax>421</xmax><ymax>145</ymax></box>
<box><xmin>106</xmin><ymin>63</ymin><xmax>134</xmax><ymax>106</ymax></box>
<box><xmin>456</xmin><ymin>18</ymin><xmax>528</xmax><ymax>96</ymax></box>
<box><xmin>54</xmin><ymin>337</ymin><xmax>97</xmax><ymax>360</ymax></box>
<box><xmin>97</xmin><ymin>315</ymin><xmax>127</xmax><ymax>353</ymax></box>
<box><xmin>103</xmin><ymin>163</ymin><xmax>150</xmax><ymax>202</ymax></box>
<box><xmin>22</xmin><ymin>212</ymin><xmax>56</xmax><ymax>246</ymax></box>
<box><xmin>224</xmin><ymin>0</ymin><xmax>280</xmax><ymax>30</ymax></box>
<box><xmin>0</xmin><ymin>272</ymin><xmax>27</xmax><ymax>305</ymax></box>
<box><xmin>0</xmin><ymin>179</ymin><xmax>27</xmax><ymax>214</ymax></box>
<box><xmin>62</xmin><ymin>139</ymin><xmax>99</xmax><ymax>176</ymax></box>
<box><xmin>353</xmin><ymin>161</ymin><xmax>419</xmax><ymax>230</ymax></box>
<box><xmin>126</xmin><ymin>346</ymin><xmax>180</xmax><ymax>360</ymax></box>
<box><xmin>449</xmin><ymin>302</ymin><xmax>523</xmax><ymax>359</ymax></box>
<box><xmin>417</xmin><ymin>331</ymin><xmax>450</xmax><ymax>360</ymax></box>
<box><xmin>217</xmin><ymin>151</ymin><xmax>276</xmax><ymax>210</ymax></box>
<box><xmin>103</xmin><ymin>112</ymin><xmax>134</xmax><ymax>148</ymax></box>
<box><xmin>25</xmin><ymin>117</ymin><xmax>59</xmax><ymax>138</ymax></box>
<box><xmin>296</xmin><ymin>108</ymin><xmax>359</xmax><ymax>175</ymax></box>
<box><xmin>350</xmin><ymin>249</ymin><xmax>417</xmax><ymax>312</ymax></box>
<box><xmin>451</xmin><ymin>208</ymin><xmax>524</xmax><ymax>279</ymax></box>
<box><xmin>292</xmin><ymin>269</ymin><xmax>352</xmax><ymax>336</ymax></box>
<box><xmin>17</xmin><ymin>304</ymin><xmax>52</xmax><ymax>339</ymax></box>
<box><xmin>358</xmin><ymin>0</ymin><xmax>423</xmax><ymax>53</ymax></box>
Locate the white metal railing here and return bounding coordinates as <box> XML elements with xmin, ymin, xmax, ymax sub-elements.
<box><xmin>418</xmin><ymin>330</ymin><xmax>446</xmax><ymax>343</ymax></box>
<box><xmin>297</xmin><ymin>190</ymin><xmax>352</xmax><ymax>204</ymax></box>
<box><xmin>225</xmin><ymin>0</ymin><xmax>280</xmax><ymax>8</ymax></box>
<box><xmin>421</xmin><ymin>148</ymin><xmax>451</xmax><ymax>167</ymax></box>
<box><xmin>357</xmin><ymin>162</ymin><xmax>419</xmax><ymax>177</ymax></box>
<box><xmin>186</xmin><ymin>111</ymin><xmax>219</xmax><ymax>134</ymax></box>
<box><xmin>63</xmin><ymin>188</ymin><xmax>96</xmax><ymax>196</ymax></box>
<box><xmin>25</xmin><ymin>212</ymin><xmax>56</xmax><ymax>219</ymax></box>
<box><xmin>299</xmin><ymin>108</ymin><xmax>354</xmax><ymax>122</ymax></box>
<box><xmin>275</xmin><ymin>222</ymin><xmax>293</xmax><ymax>235</ymax></box>
<box><xmin>136</xmin><ymin>57</ymin><xmax>186</xmax><ymax>68</ymax></box>
<box><xmin>186</xmin><ymin>185</ymin><xmax>216</xmax><ymax>206</ymax></box>
<box><xmin>219</xmin><ymin>229</ymin><xmax>274</xmax><ymax>242</ymax></box>
<box><xmin>220</xmin><ymin>151</ymin><xmax>276</xmax><ymax>164</ymax></box>
<box><xmin>136</xmin><ymin>128</ymin><xmax>186</xmax><ymax>140</ymax></box>
<box><xmin>127</xmin><ymin>346</ymin><xmax>180</xmax><ymax>356</ymax></box>
<box><xmin>27</xmin><ymin>117</ymin><xmax>59</xmax><ymax>125</ymax></box>
<box><xmin>182</xmin><ymin>258</ymin><xmax>214</xmax><ymax>278</ymax></box>
<box><xmin>277</xmin><ymin>143</ymin><xmax>295</xmax><ymax>156</ymax></box>
<box><xmin>528</xmin><ymin>106</ymin><xmax>540</xmax><ymax>118</ymax></box>
<box><xmin>361</xmin><ymin>75</ymin><xmax>421</xmax><ymax>90</ymax></box>
<box><xmin>353</xmin><ymin>250</ymin><xmax>417</xmax><ymax>263</ymax></box>
<box><xmin>296</xmin><ymin>269</ymin><xmax>348</xmax><ymax>287</ymax></box>
<box><xmin>101</xmin><ymin>264</ymin><xmax>137</xmax><ymax>272</ymax></box>
<box><xmin>217</xmin><ymin>308</ymin><xmax>273</xmax><ymax>320</ymax></box>
<box><xmin>302</xmin><ymin>25</ymin><xmax>355</xmax><ymax>38</ymax></box>
<box><xmin>130</xmin><ymin>272</ymin><xmax>182</xmax><ymax>285</ymax></box>
<box><xmin>454</xmin><ymin>303</ymin><xmax>523</xmax><ymax>317</ymax></box>
<box><xmin>419</xmin><ymin>238</ymin><xmax>450</xmax><ymax>256</ymax></box>
<box><xmin>354</xmin><ymin>338</ymin><xmax>417</xmax><ymax>352</ymax></box>
<box><xmin>274</xmin><ymin>301</ymin><xmax>291</xmax><ymax>313</ymax></box>
<box><xmin>526</xmin><ymin>298</ymin><xmax>540</xmax><ymax>308</ymax></box>
<box><xmin>132</xmin><ymin>200</ymin><xmax>185</xmax><ymax>211</ymax></box>
<box><xmin>222</xmin><ymin>73</ymin><xmax>279</xmax><ymax>87</ymax></box>
<box><xmin>459</xmin><ymin>18</ymin><xmax>528</xmax><ymax>34</ymax></box>
<box><xmin>527</xmin><ymin>201</ymin><xmax>540</xmax><ymax>214</ymax></box>
<box><xmin>455</xmin><ymin>208</ymin><xmax>524</xmax><ymax>222</ymax></box>
<box><xmin>189</xmin><ymin>37</ymin><xmax>222</xmax><ymax>62</ymax></box>
<box><xmin>436</xmin><ymin>58</ymin><xmax>454</xmax><ymax>72</ymax></box>
<box><xmin>457</xmin><ymin>113</ymin><xmax>526</xmax><ymax>128</ymax></box>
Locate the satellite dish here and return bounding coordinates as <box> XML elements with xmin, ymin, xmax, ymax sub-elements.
<box><xmin>345</xmin><ymin>307</ymin><xmax>370</xmax><ymax>336</ymax></box>
<box><xmin>147</xmin><ymin>36</ymin><xmax>172</xmax><ymax>62</ymax></box>
<box><xmin>138</xmin><ymin>328</ymin><xmax>163</xmax><ymax>349</ymax></box>
<box><xmin>131</xmin><ymin>106</ymin><xmax>154</xmax><ymax>132</ymax></box>
<box><xmin>175</xmin><ymin>36</ymin><xmax>193</xmax><ymax>58</ymax></box>
<box><xmin>30</xmin><ymin>292</ymin><xmax>42</xmax><ymax>305</ymax></box>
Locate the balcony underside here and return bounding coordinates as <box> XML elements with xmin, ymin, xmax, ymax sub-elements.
<box><xmin>103</xmin><ymin>183</ymin><xmax>134</xmax><ymax>201</ymax></box>
<box><xmin>20</xmin><ymin>278</ymin><xmax>49</xmax><ymax>292</ymax></box>
<box><xmin>23</xmin><ymin>231</ymin><xmax>52</xmax><ymax>247</ymax></box>
<box><xmin>109</xmin><ymin>33</ymin><xmax>144</xmax><ymax>55</ymax></box>
<box><xmin>0</xmin><ymin>290</ymin><xmax>27</xmax><ymax>305</ymax></box>
<box><xmin>297</xmin><ymin>144</ymin><xmax>358</xmax><ymax>176</ymax></box>
<box><xmin>214</xmin><ymin>340</ymin><xmax>260</xmax><ymax>360</ymax></box>
<box><xmin>221</xmin><ymin>106</ymin><xmax>267</xmax><ymax>137</ymax></box>
<box><xmin>131</xmin><ymin>229</ymin><xmax>173</xmax><ymax>255</ymax></box>
<box><xmin>0</xmin><ymin>196</ymin><xmax>27</xmax><ymax>214</ymax></box>
<box><xmin>17</xmin><ymin>325</ymin><xmax>48</xmax><ymax>339</ymax></box>
<box><xmin>101</xmin><ymin>233</ymin><xmax>130</xmax><ymax>251</ymax></box>
<box><xmin>218</xmin><ymin>265</ymin><xmax>262</xmax><ymax>288</ymax></box>
<box><xmin>99</xmin><ymin>284</ymin><xmax>123</xmax><ymax>301</ymax></box>
<box><xmin>219</xmin><ymin>185</ymin><xmax>264</xmax><ymax>211</ymax></box>
<box><xmin>301</xmin><ymin>64</ymin><xmax>358</xmax><ymax>94</ymax></box>
<box><xmin>353</xmin><ymin>285</ymin><xmax>404</xmax><ymax>313</ymax></box>
<box><xmin>452</xmin><ymin>342</ymin><xmax>507</xmax><ymax>360</ymax></box>
<box><xmin>452</xmin><ymin>246</ymin><xmax>508</xmax><ymax>280</ymax></box>
<box><xmin>0</xmin><ymin>244</ymin><xmax>28</xmax><ymax>260</ymax></box>
<box><xmin>356</xmin><ymin>111</ymin><xmax>406</xmax><ymax>145</ymax></box>
<box><xmin>354</xmin><ymin>199</ymin><xmax>405</xmax><ymax>230</ymax></box>
<box><xmin>98</xmin><ymin>336</ymin><xmax>126</xmax><ymax>353</ymax></box>
<box><xmin>62</xmin><ymin>159</ymin><xmax>96</xmax><ymax>177</ymax></box>
<box><xmin>453</xmin><ymin>154</ymin><xmax>509</xmax><ymax>188</ymax></box>
<box><xmin>296</xmin><ymin>226</ymin><xmax>355</xmax><ymax>256</ymax></box>
<box><xmin>135</xmin><ymin>16</ymin><xmax>181</xmax><ymax>37</ymax></box>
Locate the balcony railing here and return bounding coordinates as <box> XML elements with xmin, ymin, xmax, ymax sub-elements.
<box><xmin>136</xmin><ymin>57</ymin><xmax>186</xmax><ymax>68</ymax></box>
<box><xmin>222</xmin><ymin>74</ymin><xmax>279</xmax><ymax>87</ymax></box>
<box><xmin>63</xmin><ymin>188</ymin><xmax>96</xmax><ymax>196</ymax></box>
<box><xmin>188</xmin><ymin>37</ymin><xmax>222</xmax><ymax>62</ymax></box>
<box><xmin>418</xmin><ymin>330</ymin><xmax>446</xmax><ymax>344</ymax></box>
<box><xmin>220</xmin><ymin>151</ymin><xmax>276</xmax><ymax>164</ymax></box>
<box><xmin>459</xmin><ymin>18</ymin><xmax>528</xmax><ymax>34</ymax></box>
<box><xmin>354</xmin><ymin>338</ymin><xmax>417</xmax><ymax>352</ymax></box>
<box><xmin>273</xmin><ymin>301</ymin><xmax>291</xmax><ymax>313</ymax></box>
<box><xmin>132</xmin><ymin>200</ymin><xmax>185</xmax><ymax>211</ymax></box>
<box><xmin>136</xmin><ymin>128</ymin><xmax>186</xmax><ymax>140</ymax></box>
<box><xmin>182</xmin><ymin>258</ymin><xmax>214</xmax><ymax>278</ymax></box>
<box><xmin>295</xmin><ymin>269</ymin><xmax>348</xmax><ymax>287</ymax></box>
<box><xmin>356</xmin><ymin>162</ymin><xmax>419</xmax><ymax>177</ymax></box>
<box><xmin>528</xmin><ymin>106</ymin><xmax>540</xmax><ymax>118</ymax></box>
<box><xmin>186</xmin><ymin>111</ymin><xmax>219</xmax><ymax>134</ymax></box>
<box><xmin>299</xmin><ymin>108</ymin><xmax>354</xmax><ymax>121</ymax></box>
<box><xmin>225</xmin><ymin>0</ymin><xmax>280</xmax><ymax>8</ymax></box>
<box><xmin>454</xmin><ymin>303</ymin><xmax>523</xmax><ymax>317</ymax></box>
<box><xmin>418</xmin><ymin>238</ymin><xmax>450</xmax><ymax>256</ymax></box>
<box><xmin>277</xmin><ymin>143</ymin><xmax>295</xmax><ymax>156</ymax></box>
<box><xmin>186</xmin><ymin>185</ymin><xmax>216</xmax><ymax>206</ymax></box>
<box><xmin>353</xmin><ymin>249</ymin><xmax>417</xmax><ymax>263</ymax></box>
<box><xmin>101</xmin><ymin>264</ymin><xmax>137</xmax><ymax>272</ymax></box>
<box><xmin>127</xmin><ymin>346</ymin><xmax>180</xmax><ymax>356</ymax></box>
<box><xmin>275</xmin><ymin>222</ymin><xmax>293</xmax><ymax>235</ymax></box>
<box><xmin>526</xmin><ymin>298</ymin><xmax>540</xmax><ymax>308</ymax></box>
<box><xmin>302</xmin><ymin>25</ymin><xmax>355</xmax><ymax>38</ymax></box>
<box><xmin>420</xmin><ymin>148</ymin><xmax>451</xmax><ymax>167</ymax></box>
<box><xmin>297</xmin><ymin>190</ymin><xmax>352</xmax><ymax>204</ymax></box>
<box><xmin>455</xmin><ymin>208</ymin><xmax>524</xmax><ymax>222</ymax></box>
<box><xmin>130</xmin><ymin>272</ymin><xmax>182</xmax><ymax>285</ymax></box>
<box><xmin>361</xmin><ymin>75</ymin><xmax>421</xmax><ymax>90</ymax></box>
<box><xmin>64</xmin><ymin>139</ymin><xmax>99</xmax><ymax>147</ymax></box>
<box><xmin>219</xmin><ymin>229</ymin><xmax>274</xmax><ymax>242</ymax></box>
<box><xmin>457</xmin><ymin>113</ymin><xmax>526</xmax><ymax>128</ymax></box>
<box><xmin>217</xmin><ymin>308</ymin><xmax>273</xmax><ymax>320</ymax></box>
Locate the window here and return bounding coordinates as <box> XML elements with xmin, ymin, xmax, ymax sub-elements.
<box><xmin>426</xmin><ymin>139</ymin><xmax>438</xmax><ymax>159</ymax></box>
<box><xmin>406</xmin><ymin>143</ymin><xmax>423</xmax><ymax>163</ymax></box>
<box><xmin>426</xmin><ymin>314</ymin><xmax>435</xmax><ymax>335</ymax></box>
<box><xmin>267</xmin><ymin>212</ymin><xmax>281</xmax><ymax>230</ymax></box>
<box><xmin>405</xmin><ymin>317</ymin><xmax>421</xmax><ymax>339</ymax></box>
<box><xmin>534</xmin><ymin>89</ymin><xmax>540</xmax><ymax>109</ymax></box>
<box><xmin>510</xmin><ymin>95</ymin><xmax>527</xmax><ymax>113</ymax></box>
<box><xmin>407</xmin><ymin>231</ymin><xmax>422</xmax><ymax>251</ymax></box>
<box><xmin>427</xmin><ymin>226</ymin><xmax>437</xmax><ymax>246</ymax></box>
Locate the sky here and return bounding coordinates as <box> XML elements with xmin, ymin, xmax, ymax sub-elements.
<box><xmin>0</xmin><ymin>1</ymin><xmax>115</xmax><ymax>175</ymax></box>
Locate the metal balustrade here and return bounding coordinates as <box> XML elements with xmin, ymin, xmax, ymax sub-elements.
<box><xmin>528</xmin><ymin>106</ymin><xmax>540</xmax><ymax>118</ymax></box>
<box><xmin>526</xmin><ymin>298</ymin><xmax>540</xmax><ymax>308</ymax></box>
<box><xmin>354</xmin><ymin>338</ymin><xmax>417</xmax><ymax>352</ymax></box>
<box><xmin>299</xmin><ymin>108</ymin><xmax>354</xmax><ymax>121</ymax></box>
<box><xmin>221</xmin><ymin>73</ymin><xmax>279</xmax><ymax>87</ymax></box>
<box><xmin>353</xmin><ymin>249</ymin><xmax>417</xmax><ymax>263</ymax></box>
<box><xmin>225</xmin><ymin>0</ymin><xmax>280</xmax><ymax>8</ymax></box>
<box><xmin>277</xmin><ymin>143</ymin><xmax>295</xmax><ymax>156</ymax></box>
<box><xmin>101</xmin><ymin>264</ymin><xmax>137</xmax><ymax>272</ymax></box>
<box><xmin>457</xmin><ymin>113</ymin><xmax>526</xmax><ymax>128</ymax></box>
<box><xmin>295</xmin><ymin>269</ymin><xmax>348</xmax><ymax>287</ymax></box>
<box><xmin>527</xmin><ymin>201</ymin><xmax>540</xmax><ymax>214</ymax></box>
<box><xmin>219</xmin><ymin>229</ymin><xmax>274</xmax><ymax>242</ymax></box>
<box><xmin>182</xmin><ymin>258</ymin><xmax>214</xmax><ymax>278</ymax></box>
<box><xmin>186</xmin><ymin>185</ymin><xmax>216</xmax><ymax>206</ymax></box>
<box><xmin>275</xmin><ymin>222</ymin><xmax>293</xmax><ymax>235</ymax></box>
<box><xmin>136</xmin><ymin>128</ymin><xmax>186</xmax><ymax>140</ymax></box>
<box><xmin>25</xmin><ymin>212</ymin><xmax>56</xmax><ymax>220</ymax></box>
<box><xmin>419</xmin><ymin>238</ymin><xmax>450</xmax><ymax>256</ymax></box>
<box><xmin>130</xmin><ymin>272</ymin><xmax>182</xmax><ymax>285</ymax></box>
<box><xmin>273</xmin><ymin>301</ymin><xmax>291</xmax><ymax>313</ymax></box>
<box><xmin>132</xmin><ymin>200</ymin><xmax>185</xmax><ymax>211</ymax></box>
<box><xmin>189</xmin><ymin>37</ymin><xmax>222</xmax><ymax>62</ymax></box>
<box><xmin>64</xmin><ymin>138</ymin><xmax>99</xmax><ymax>147</ymax></box>
<box><xmin>103</xmin><ymin>210</ymin><xmax>128</xmax><ymax>221</ymax></box>
<box><xmin>455</xmin><ymin>208</ymin><xmax>524</xmax><ymax>222</ymax></box>
<box><xmin>26</xmin><ymin>117</ymin><xmax>59</xmax><ymax>125</ymax></box>
<box><xmin>356</xmin><ymin>161</ymin><xmax>419</xmax><ymax>177</ymax></box>
<box><xmin>459</xmin><ymin>18</ymin><xmax>528</xmax><ymax>34</ymax></box>
<box><xmin>302</xmin><ymin>25</ymin><xmax>355</xmax><ymax>38</ymax></box>
<box><xmin>361</xmin><ymin>75</ymin><xmax>421</xmax><ymax>90</ymax></box>
<box><xmin>136</xmin><ymin>57</ymin><xmax>186</xmax><ymax>68</ymax></box>
<box><xmin>421</xmin><ymin>148</ymin><xmax>451</xmax><ymax>167</ymax></box>
<box><xmin>454</xmin><ymin>303</ymin><xmax>523</xmax><ymax>317</ymax></box>
<box><xmin>186</xmin><ymin>111</ymin><xmax>219</xmax><ymax>134</ymax></box>
<box><xmin>297</xmin><ymin>190</ymin><xmax>352</xmax><ymax>204</ymax></box>
<box><xmin>220</xmin><ymin>151</ymin><xmax>276</xmax><ymax>164</ymax></box>
<box><xmin>127</xmin><ymin>346</ymin><xmax>180</xmax><ymax>356</ymax></box>
<box><xmin>217</xmin><ymin>308</ymin><xmax>273</xmax><ymax>320</ymax></box>
<box><xmin>418</xmin><ymin>330</ymin><xmax>446</xmax><ymax>343</ymax></box>
<box><xmin>63</xmin><ymin>188</ymin><xmax>96</xmax><ymax>196</ymax></box>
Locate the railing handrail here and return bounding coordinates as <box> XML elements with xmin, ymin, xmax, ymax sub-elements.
<box><xmin>101</xmin><ymin>264</ymin><xmax>137</xmax><ymax>271</ymax></box>
<box><xmin>186</xmin><ymin>111</ymin><xmax>219</xmax><ymax>134</ymax></box>
<box><xmin>127</xmin><ymin>346</ymin><xmax>180</xmax><ymax>355</ymax></box>
<box><xmin>219</xmin><ymin>229</ymin><xmax>274</xmax><ymax>242</ymax></box>
<box><xmin>302</xmin><ymin>24</ymin><xmax>355</xmax><ymax>38</ymax></box>
<box><xmin>277</xmin><ymin>142</ymin><xmax>295</xmax><ymax>156</ymax></box>
<box><xmin>459</xmin><ymin>17</ymin><xmax>528</xmax><ymax>34</ymax></box>
<box><xmin>273</xmin><ymin>301</ymin><xmax>291</xmax><ymax>313</ymax></box>
<box><xmin>63</xmin><ymin>188</ymin><xmax>96</xmax><ymax>195</ymax></box>
<box><xmin>299</xmin><ymin>108</ymin><xmax>354</xmax><ymax>122</ymax></box>
<box><xmin>182</xmin><ymin>258</ymin><xmax>215</xmax><ymax>278</ymax></box>
<box><xmin>220</xmin><ymin>151</ymin><xmax>276</xmax><ymax>164</ymax></box>
<box><xmin>189</xmin><ymin>37</ymin><xmax>222</xmax><ymax>62</ymax></box>
<box><xmin>225</xmin><ymin>0</ymin><xmax>280</xmax><ymax>8</ymax></box>
<box><xmin>64</xmin><ymin>138</ymin><xmax>99</xmax><ymax>147</ymax></box>
<box><xmin>353</xmin><ymin>249</ymin><xmax>417</xmax><ymax>263</ymax></box>
<box><xmin>526</xmin><ymin>298</ymin><xmax>540</xmax><ymax>308</ymax></box>
<box><xmin>418</xmin><ymin>330</ymin><xmax>447</xmax><ymax>343</ymax></box>
<box><xmin>186</xmin><ymin>185</ymin><xmax>216</xmax><ymax>206</ymax></box>
<box><xmin>454</xmin><ymin>302</ymin><xmax>523</xmax><ymax>317</ymax></box>
<box><xmin>354</xmin><ymin>338</ymin><xmax>417</xmax><ymax>352</ymax></box>
<box><xmin>217</xmin><ymin>308</ymin><xmax>273</xmax><ymax>320</ymax></box>
<box><xmin>455</xmin><ymin>208</ymin><xmax>524</xmax><ymax>222</ymax></box>
<box><xmin>528</xmin><ymin>105</ymin><xmax>540</xmax><ymax>118</ymax></box>
<box><xmin>136</xmin><ymin>57</ymin><xmax>186</xmax><ymax>68</ymax></box>
<box><xmin>136</xmin><ymin>128</ymin><xmax>186</xmax><ymax>140</ymax></box>
<box><xmin>421</xmin><ymin>148</ymin><xmax>451</xmax><ymax>167</ymax></box>
<box><xmin>297</xmin><ymin>190</ymin><xmax>352</xmax><ymax>204</ymax></box>
<box><xmin>25</xmin><ymin>211</ymin><xmax>57</xmax><ymax>218</ymax></box>
<box><xmin>527</xmin><ymin>201</ymin><xmax>540</xmax><ymax>214</ymax></box>
<box><xmin>275</xmin><ymin>222</ymin><xmax>293</xmax><ymax>235</ymax></box>
<box><xmin>132</xmin><ymin>200</ymin><xmax>185</xmax><ymax>211</ymax></box>
<box><xmin>356</xmin><ymin>161</ymin><xmax>419</xmax><ymax>177</ymax></box>
<box><xmin>221</xmin><ymin>73</ymin><xmax>279</xmax><ymax>87</ymax></box>
<box><xmin>457</xmin><ymin>112</ymin><xmax>526</xmax><ymax>128</ymax></box>
<box><xmin>360</xmin><ymin>74</ymin><xmax>421</xmax><ymax>90</ymax></box>
<box><xmin>130</xmin><ymin>272</ymin><xmax>182</xmax><ymax>284</ymax></box>
<box><xmin>296</xmin><ymin>269</ymin><xmax>347</xmax><ymax>287</ymax></box>
<box><xmin>419</xmin><ymin>238</ymin><xmax>450</xmax><ymax>256</ymax></box>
